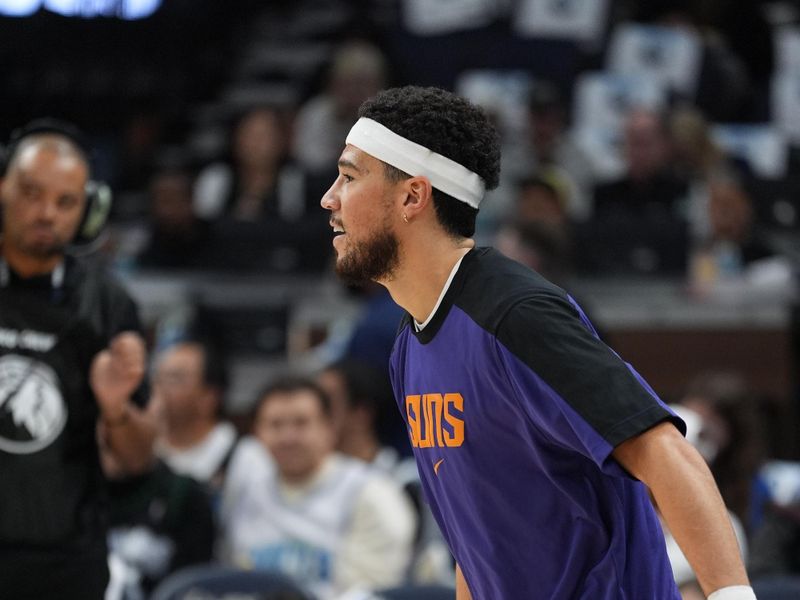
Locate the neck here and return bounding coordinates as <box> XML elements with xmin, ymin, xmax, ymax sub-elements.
<box><xmin>164</xmin><ymin>419</ymin><xmax>216</xmax><ymax>450</ymax></box>
<box><xmin>2</xmin><ymin>244</ymin><xmax>62</xmax><ymax>278</ymax></box>
<box><xmin>339</xmin><ymin>431</ymin><xmax>381</xmax><ymax>463</ymax></box>
<box><xmin>380</xmin><ymin>232</ymin><xmax>474</xmax><ymax>323</ymax></box>
<box><xmin>280</xmin><ymin>456</ymin><xmax>330</xmax><ymax>487</ymax></box>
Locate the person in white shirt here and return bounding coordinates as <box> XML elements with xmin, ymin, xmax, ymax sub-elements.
<box><xmin>316</xmin><ymin>359</ymin><xmax>454</xmax><ymax>586</ymax></box>
<box><xmin>150</xmin><ymin>339</ymin><xmax>237</xmax><ymax>490</ymax></box>
<box><xmin>220</xmin><ymin>376</ymin><xmax>416</xmax><ymax>600</ymax></box>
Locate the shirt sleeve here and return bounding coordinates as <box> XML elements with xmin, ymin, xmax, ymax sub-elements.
<box><xmin>495</xmin><ymin>291</ymin><xmax>683</xmax><ymax>469</ymax></box>
<box><xmin>334</xmin><ymin>474</ymin><xmax>416</xmax><ymax>594</ymax></box>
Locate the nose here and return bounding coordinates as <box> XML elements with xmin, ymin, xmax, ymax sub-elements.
<box><xmin>320</xmin><ymin>177</ymin><xmax>340</xmax><ymax>211</ymax></box>
<box><xmin>37</xmin><ymin>196</ymin><xmax>59</xmax><ymax>221</ymax></box>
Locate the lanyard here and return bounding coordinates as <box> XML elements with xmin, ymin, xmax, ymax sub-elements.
<box><xmin>0</xmin><ymin>258</ymin><xmax>66</xmax><ymax>300</ymax></box>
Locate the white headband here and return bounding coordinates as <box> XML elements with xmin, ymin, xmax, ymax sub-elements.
<box><xmin>345</xmin><ymin>117</ymin><xmax>485</xmax><ymax>209</ymax></box>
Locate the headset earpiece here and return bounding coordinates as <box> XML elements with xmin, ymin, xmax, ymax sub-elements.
<box><xmin>75</xmin><ymin>180</ymin><xmax>113</xmax><ymax>246</ymax></box>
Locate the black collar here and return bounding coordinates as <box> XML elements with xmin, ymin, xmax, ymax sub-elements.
<box><xmin>0</xmin><ymin>256</ymin><xmax>72</xmax><ymax>303</ymax></box>
<box><xmin>408</xmin><ymin>247</ymin><xmax>485</xmax><ymax>344</ymax></box>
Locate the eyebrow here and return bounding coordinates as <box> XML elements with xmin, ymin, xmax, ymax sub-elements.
<box><xmin>338</xmin><ymin>158</ymin><xmax>366</xmax><ymax>174</ymax></box>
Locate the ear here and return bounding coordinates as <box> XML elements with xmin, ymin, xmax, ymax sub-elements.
<box><xmin>200</xmin><ymin>386</ymin><xmax>220</xmax><ymax>417</ymax></box>
<box><xmin>401</xmin><ymin>175</ymin><xmax>434</xmax><ymax>221</ymax></box>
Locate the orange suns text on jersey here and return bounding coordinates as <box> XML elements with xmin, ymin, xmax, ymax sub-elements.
<box><xmin>405</xmin><ymin>393</ymin><xmax>465</xmax><ymax>448</ymax></box>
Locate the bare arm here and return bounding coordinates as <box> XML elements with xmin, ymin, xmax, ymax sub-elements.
<box><xmin>91</xmin><ymin>332</ymin><xmax>156</xmax><ymax>473</ymax></box>
<box><xmin>456</xmin><ymin>563</ymin><xmax>473</xmax><ymax>600</ymax></box>
<box><xmin>612</xmin><ymin>421</ymin><xmax>749</xmax><ymax>596</ymax></box>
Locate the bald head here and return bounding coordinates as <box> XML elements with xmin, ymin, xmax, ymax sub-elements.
<box><xmin>6</xmin><ymin>133</ymin><xmax>89</xmax><ymax>177</ymax></box>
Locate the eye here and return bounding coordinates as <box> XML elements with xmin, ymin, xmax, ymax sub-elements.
<box><xmin>57</xmin><ymin>195</ymin><xmax>80</xmax><ymax>210</ymax></box>
<box><xmin>341</xmin><ymin>173</ymin><xmax>354</xmax><ymax>183</ymax></box>
<box><xmin>19</xmin><ymin>182</ymin><xmax>40</xmax><ymax>199</ymax></box>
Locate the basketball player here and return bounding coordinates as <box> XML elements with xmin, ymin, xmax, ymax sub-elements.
<box><xmin>0</xmin><ymin>120</ymin><xmax>155</xmax><ymax>599</ymax></box>
<box><xmin>321</xmin><ymin>86</ymin><xmax>755</xmax><ymax>599</ymax></box>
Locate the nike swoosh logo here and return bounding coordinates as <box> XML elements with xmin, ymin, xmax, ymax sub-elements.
<box><xmin>434</xmin><ymin>458</ymin><xmax>445</xmax><ymax>475</ymax></box>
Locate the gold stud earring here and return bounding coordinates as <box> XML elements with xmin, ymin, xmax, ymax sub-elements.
<box><xmin>403</xmin><ymin>214</ymin><xmax>409</xmax><ymax>223</ymax></box>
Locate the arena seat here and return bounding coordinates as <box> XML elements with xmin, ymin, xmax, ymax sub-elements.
<box><xmin>375</xmin><ymin>584</ymin><xmax>455</xmax><ymax>600</ymax></box>
<box><xmin>149</xmin><ymin>564</ymin><xmax>315</xmax><ymax>600</ymax></box>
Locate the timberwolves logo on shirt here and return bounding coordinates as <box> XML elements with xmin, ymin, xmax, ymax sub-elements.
<box><xmin>0</xmin><ymin>354</ymin><xmax>67</xmax><ymax>454</ymax></box>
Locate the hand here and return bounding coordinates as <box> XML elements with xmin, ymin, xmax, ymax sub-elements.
<box><xmin>90</xmin><ymin>332</ymin><xmax>146</xmax><ymax>420</ymax></box>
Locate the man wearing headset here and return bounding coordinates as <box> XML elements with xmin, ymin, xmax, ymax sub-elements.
<box><xmin>0</xmin><ymin>120</ymin><xmax>156</xmax><ymax>599</ymax></box>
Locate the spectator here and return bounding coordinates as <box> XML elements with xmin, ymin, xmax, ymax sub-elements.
<box><xmin>523</xmin><ymin>82</ymin><xmax>594</xmax><ymax>221</ymax></box>
<box><xmin>495</xmin><ymin>173</ymin><xmax>605</xmax><ymax>340</ymax></box>
<box><xmin>316</xmin><ymin>358</ymin><xmax>401</xmax><ymax>471</ymax></box>
<box><xmin>583</xmin><ymin>108</ymin><xmax>689</xmax><ymax>275</ymax></box>
<box><xmin>594</xmin><ymin>108</ymin><xmax>687</xmax><ymax>219</ymax></box>
<box><xmin>220</xmin><ymin>376</ymin><xmax>416</xmax><ymax>599</ymax></box>
<box><xmin>101</xmin><ymin>447</ymin><xmax>215</xmax><ymax>600</ymax></box>
<box><xmin>150</xmin><ymin>339</ymin><xmax>238</xmax><ymax>495</ymax></box>
<box><xmin>316</xmin><ymin>359</ymin><xmax>454</xmax><ymax>586</ymax></box>
<box><xmin>292</xmin><ymin>40</ymin><xmax>389</xmax><ymax>176</ymax></box>
<box><xmin>194</xmin><ymin>105</ymin><xmax>306</xmax><ymax>223</ymax></box>
<box><xmin>494</xmin><ymin>173</ymin><xmax>574</xmax><ymax>287</ymax></box>
<box><xmin>137</xmin><ymin>165</ymin><xmax>212</xmax><ymax>270</ymax></box>
<box><xmin>474</xmin><ymin>81</ymin><xmax>593</xmax><ymax>243</ymax></box>
<box><xmin>688</xmin><ymin>176</ymin><xmax>779</xmax><ymax>293</ymax></box>
<box><xmin>705</xmin><ymin>178</ymin><xmax>774</xmax><ymax>268</ymax></box>
<box><xmin>668</xmin><ymin>105</ymin><xmax>732</xmax><ymax>242</ymax></box>
<box><xmin>194</xmin><ymin>104</ymin><xmax>329</xmax><ymax>272</ymax></box>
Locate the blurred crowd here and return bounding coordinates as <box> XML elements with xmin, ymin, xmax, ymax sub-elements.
<box><xmin>3</xmin><ymin>0</ymin><xmax>800</xmax><ymax>599</ymax></box>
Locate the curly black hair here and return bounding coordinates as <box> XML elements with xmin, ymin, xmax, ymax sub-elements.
<box><xmin>358</xmin><ymin>86</ymin><xmax>501</xmax><ymax>238</ymax></box>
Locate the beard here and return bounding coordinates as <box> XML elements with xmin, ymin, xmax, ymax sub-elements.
<box><xmin>15</xmin><ymin>228</ymin><xmax>69</xmax><ymax>259</ymax></box>
<box><xmin>22</xmin><ymin>241</ymin><xmax>67</xmax><ymax>259</ymax></box>
<box><xmin>334</xmin><ymin>222</ymin><xmax>400</xmax><ymax>287</ymax></box>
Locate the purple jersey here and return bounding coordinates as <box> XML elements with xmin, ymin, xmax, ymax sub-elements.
<box><xmin>390</xmin><ymin>248</ymin><xmax>683</xmax><ymax>599</ymax></box>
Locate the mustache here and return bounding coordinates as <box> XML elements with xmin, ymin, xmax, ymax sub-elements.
<box><xmin>29</xmin><ymin>219</ymin><xmax>56</xmax><ymax>228</ymax></box>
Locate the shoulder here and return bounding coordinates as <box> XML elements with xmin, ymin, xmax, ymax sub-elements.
<box><xmin>226</xmin><ymin>436</ymin><xmax>274</xmax><ymax>486</ymax></box>
<box><xmin>328</xmin><ymin>453</ymin><xmax>372</xmax><ymax>482</ymax></box>
<box><xmin>69</xmin><ymin>258</ymin><xmax>140</xmax><ymax>322</ymax></box>
<box><xmin>456</xmin><ymin>247</ymin><xmax>571</xmax><ymax>335</ymax></box>
<box><xmin>211</xmin><ymin>421</ymin><xmax>238</xmax><ymax>449</ymax></box>
<box><xmin>353</xmin><ymin>468</ymin><xmax>417</xmax><ymax>532</ymax></box>
<box><xmin>330</xmin><ymin>455</ymin><xmax>406</xmax><ymax>501</ymax></box>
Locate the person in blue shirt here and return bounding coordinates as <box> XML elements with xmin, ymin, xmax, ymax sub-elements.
<box><xmin>320</xmin><ymin>85</ymin><xmax>754</xmax><ymax>600</ymax></box>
